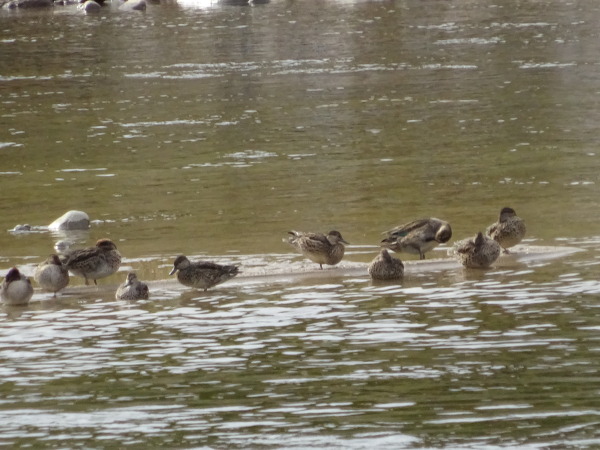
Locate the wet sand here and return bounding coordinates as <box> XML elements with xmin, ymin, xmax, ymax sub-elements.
<box><xmin>37</xmin><ymin>244</ymin><xmax>582</xmax><ymax>301</ymax></box>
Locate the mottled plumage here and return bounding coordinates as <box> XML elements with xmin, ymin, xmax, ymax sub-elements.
<box><xmin>453</xmin><ymin>232</ymin><xmax>501</xmax><ymax>269</ymax></box>
<box><xmin>115</xmin><ymin>271</ymin><xmax>149</xmax><ymax>300</ymax></box>
<box><xmin>64</xmin><ymin>238</ymin><xmax>122</xmax><ymax>285</ymax></box>
<box><xmin>169</xmin><ymin>255</ymin><xmax>239</xmax><ymax>291</ymax></box>
<box><xmin>381</xmin><ymin>218</ymin><xmax>452</xmax><ymax>260</ymax></box>
<box><xmin>1</xmin><ymin>267</ymin><xmax>34</xmax><ymax>306</ymax></box>
<box><xmin>486</xmin><ymin>207</ymin><xmax>526</xmax><ymax>253</ymax></box>
<box><xmin>368</xmin><ymin>249</ymin><xmax>404</xmax><ymax>281</ymax></box>
<box><xmin>34</xmin><ymin>254</ymin><xmax>69</xmax><ymax>297</ymax></box>
<box><xmin>286</xmin><ymin>230</ymin><xmax>349</xmax><ymax>269</ymax></box>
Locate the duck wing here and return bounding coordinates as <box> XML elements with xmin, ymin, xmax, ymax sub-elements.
<box><xmin>192</xmin><ymin>261</ymin><xmax>239</xmax><ymax>274</ymax></box>
<box><xmin>384</xmin><ymin>218</ymin><xmax>434</xmax><ymax>238</ymax></box>
<box><xmin>65</xmin><ymin>247</ymin><xmax>100</xmax><ymax>265</ymax></box>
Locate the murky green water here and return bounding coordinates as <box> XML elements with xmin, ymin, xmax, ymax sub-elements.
<box><xmin>1</xmin><ymin>0</ymin><xmax>600</xmax><ymax>447</ymax></box>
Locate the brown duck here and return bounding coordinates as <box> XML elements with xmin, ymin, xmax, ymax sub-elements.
<box><xmin>64</xmin><ymin>238</ymin><xmax>122</xmax><ymax>285</ymax></box>
<box><xmin>1</xmin><ymin>267</ymin><xmax>34</xmax><ymax>306</ymax></box>
<box><xmin>486</xmin><ymin>207</ymin><xmax>526</xmax><ymax>253</ymax></box>
<box><xmin>115</xmin><ymin>271</ymin><xmax>149</xmax><ymax>300</ymax></box>
<box><xmin>381</xmin><ymin>218</ymin><xmax>452</xmax><ymax>260</ymax></box>
<box><xmin>368</xmin><ymin>249</ymin><xmax>404</xmax><ymax>281</ymax></box>
<box><xmin>169</xmin><ymin>255</ymin><xmax>239</xmax><ymax>291</ymax></box>
<box><xmin>34</xmin><ymin>254</ymin><xmax>69</xmax><ymax>297</ymax></box>
<box><xmin>286</xmin><ymin>230</ymin><xmax>349</xmax><ymax>269</ymax></box>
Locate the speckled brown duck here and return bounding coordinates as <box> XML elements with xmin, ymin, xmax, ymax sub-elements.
<box><xmin>34</xmin><ymin>254</ymin><xmax>69</xmax><ymax>297</ymax></box>
<box><xmin>381</xmin><ymin>218</ymin><xmax>452</xmax><ymax>260</ymax></box>
<box><xmin>115</xmin><ymin>271</ymin><xmax>149</xmax><ymax>300</ymax></box>
<box><xmin>169</xmin><ymin>255</ymin><xmax>239</xmax><ymax>291</ymax></box>
<box><xmin>286</xmin><ymin>230</ymin><xmax>349</xmax><ymax>269</ymax></box>
<box><xmin>1</xmin><ymin>267</ymin><xmax>34</xmax><ymax>306</ymax></box>
<box><xmin>485</xmin><ymin>207</ymin><xmax>526</xmax><ymax>253</ymax></box>
<box><xmin>368</xmin><ymin>249</ymin><xmax>404</xmax><ymax>281</ymax></box>
<box><xmin>64</xmin><ymin>238</ymin><xmax>122</xmax><ymax>285</ymax></box>
<box><xmin>453</xmin><ymin>232</ymin><xmax>501</xmax><ymax>269</ymax></box>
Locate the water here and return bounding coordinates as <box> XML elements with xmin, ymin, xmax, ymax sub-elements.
<box><xmin>2</xmin><ymin>0</ymin><xmax>600</xmax><ymax>447</ymax></box>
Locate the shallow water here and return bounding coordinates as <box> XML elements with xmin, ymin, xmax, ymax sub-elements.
<box><xmin>1</xmin><ymin>0</ymin><xmax>600</xmax><ymax>447</ymax></box>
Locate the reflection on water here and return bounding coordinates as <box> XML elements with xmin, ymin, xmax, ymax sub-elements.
<box><xmin>1</xmin><ymin>254</ymin><xmax>599</xmax><ymax>448</ymax></box>
<box><xmin>2</xmin><ymin>0</ymin><xmax>600</xmax><ymax>447</ymax></box>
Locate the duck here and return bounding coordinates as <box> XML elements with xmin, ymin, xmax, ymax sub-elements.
<box><xmin>63</xmin><ymin>238</ymin><xmax>122</xmax><ymax>285</ymax></box>
<box><xmin>1</xmin><ymin>267</ymin><xmax>34</xmax><ymax>306</ymax></box>
<box><xmin>485</xmin><ymin>207</ymin><xmax>526</xmax><ymax>253</ymax></box>
<box><xmin>453</xmin><ymin>232</ymin><xmax>501</xmax><ymax>268</ymax></box>
<box><xmin>368</xmin><ymin>249</ymin><xmax>404</xmax><ymax>280</ymax></box>
<box><xmin>286</xmin><ymin>230</ymin><xmax>349</xmax><ymax>269</ymax></box>
<box><xmin>169</xmin><ymin>255</ymin><xmax>239</xmax><ymax>291</ymax></box>
<box><xmin>34</xmin><ymin>254</ymin><xmax>69</xmax><ymax>297</ymax></box>
<box><xmin>115</xmin><ymin>271</ymin><xmax>149</xmax><ymax>300</ymax></box>
<box><xmin>381</xmin><ymin>218</ymin><xmax>452</xmax><ymax>260</ymax></box>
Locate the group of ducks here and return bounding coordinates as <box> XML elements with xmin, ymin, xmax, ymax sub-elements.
<box><xmin>290</xmin><ymin>206</ymin><xmax>526</xmax><ymax>281</ymax></box>
<box><xmin>0</xmin><ymin>207</ymin><xmax>526</xmax><ymax>307</ymax></box>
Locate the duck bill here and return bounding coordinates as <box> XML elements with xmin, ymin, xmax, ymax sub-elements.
<box><xmin>169</xmin><ymin>267</ymin><xmax>177</xmax><ymax>276</ymax></box>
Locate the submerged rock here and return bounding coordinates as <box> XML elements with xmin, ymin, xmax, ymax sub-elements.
<box><xmin>48</xmin><ymin>210</ymin><xmax>90</xmax><ymax>231</ymax></box>
<box><xmin>119</xmin><ymin>0</ymin><xmax>146</xmax><ymax>11</ymax></box>
<box><xmin>11</xmin><ymin>224</ymin><xmax>32</xmax><ymax>232</ymax></box>
<box><xmin>79</xmin><ymin>0</ymin><xmax>101</xmax><ymax>12</ymax></box>
<box><xmin>2</xmin><ymin>0</ymin><xmax>52</xmax><ymax>8</ymax></box>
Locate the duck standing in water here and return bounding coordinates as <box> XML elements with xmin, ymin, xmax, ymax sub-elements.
<box><xmin>1</xmin><ymin>267</ymin><xmax>34</xmax><ymax>306</ymax></box>
<box><xmin>453</xmin><ymin>232</ymin><xmax>501</xmax><ymax>269</ymax></box>
<box><xmin>115</xmin><ymin>271</ymin><xmax>149</xmax><ymax>300</ymax></box>
<box><xmin>368</xmin><ymin>249</ymin><xmax>404</xmax><ymax>281</ymax></box>
<box><xmin>286</xmin><ymin>230</ymin><xmax>349</xmax><ymax>269</ymax></box>
<box><xmin>381</xmin><ymin>218</ymin><xmax>452</xmax><ymax>260</ymax></box>
<box><xmin>169</xmin><ymin>255</ymin><xmax>239</xmax><ymax>291</ymax></box>
<box><xmin>64</xmin><ymin>238</ymin><xmax>122</xmax><ymax>285</ymax></box>
<box><xmin>34</xmin><ymin>254</ymin><xmax>69</xmax><ymax>297</ymax></box>
<box><xmin>486</xmin><ymin>207</ymin><xmax>526</xmax><ymax>253</ymax></box>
